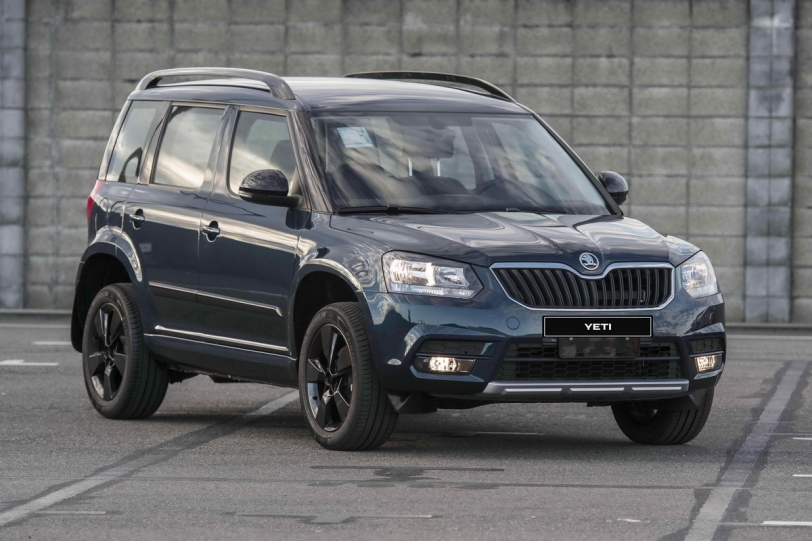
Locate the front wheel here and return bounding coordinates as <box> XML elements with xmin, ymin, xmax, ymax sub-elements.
<box><xmin>611</xmin><ymin>389</ymin><xmax>714</xmax><ymax>445</ymax></box>
<box><xmin>298</xmin><ymin>302</ymin><xmax>397</xmax><ymax>451</ymax></box>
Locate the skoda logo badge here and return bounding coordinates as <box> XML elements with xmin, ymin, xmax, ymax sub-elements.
<box><xmin>579</xmin><ymin>252</ymin><xmax>599</xmax><ymax>271</ymax></box>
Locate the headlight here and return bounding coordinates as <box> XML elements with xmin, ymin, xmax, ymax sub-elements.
<box><xmin>679</xmin><ymin>251</ymin><xmax>718</xmax><ymax>298</ymax></box>
<box><xmin>382</xmin><ymin>252</ymin><xmax>482</xmax><ymax>299</ymax></box>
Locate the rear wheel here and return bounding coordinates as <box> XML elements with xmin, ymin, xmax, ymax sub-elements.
<box><xmin>611</xmin><ymin>389</ymin><xmax>714</xmax><ymax>445</ymax></box>
<box><xmin>82</xmin><ymin>284</ymin><xmax>168</xmax><ymax>419</ymax></box>
<box><xmin>299</xmin><ymin>302</ymin><xmax>397</xmax><ymax>450</ymax></box>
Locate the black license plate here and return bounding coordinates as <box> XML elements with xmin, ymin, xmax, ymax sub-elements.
<box><xmin>559</xmin><ymin>337</ymin><xmax>640</xmax><ymax>358</ymax></box>
<box><xmin>543</xmin><ymin>316</ymin><xmax>652</xmax><ymax>337</ymax></box>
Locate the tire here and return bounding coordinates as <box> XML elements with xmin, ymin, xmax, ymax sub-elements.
<box><xmin>82</xmin><ymin>283</ymin><xmax>168</xmax><ymax>419</ymax></box>
<box><xmin>611</xmin><ymin>389</ymin><xmax>714</xmax><ymax>445</ymax></box>
<box><xmin>298</xmin><ymin>302</ymin><xmax>398</xmax><ymax>451</ymax></box>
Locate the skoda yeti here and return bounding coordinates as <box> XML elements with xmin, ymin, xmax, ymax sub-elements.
<box><xmin>72</xmin><ymin>68</ymin><xmax>725</xmax><ymax>451</ymax></box>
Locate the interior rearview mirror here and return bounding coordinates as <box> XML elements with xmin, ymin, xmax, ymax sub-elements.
<box><xmin>238</xmin><ymin>169</ymin><xmax>301</xmax><ymax>207</ymax></box>
<box><xmin>597</xmin><ymin>171</ymin><xmax>629</xmax><ymax>206</ymax></box>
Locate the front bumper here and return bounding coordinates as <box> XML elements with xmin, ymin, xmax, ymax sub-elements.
<box><xmin>361</xmin><ymin>267</ymin><xmax>725</xmax><ymax>404</ymax></box>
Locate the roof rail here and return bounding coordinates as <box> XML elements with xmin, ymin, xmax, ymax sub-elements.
<box><xmin>344</xmin><ymin>71</ymin><xmax>514</xmax><ymax>101</ymax></box>
<box><xmin>135</xmin><ymin>67</ymin><xmax>295</xmax><ymax>100</ymax></box>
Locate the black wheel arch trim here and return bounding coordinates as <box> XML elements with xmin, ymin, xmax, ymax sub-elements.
<box><xmin>71</xmin><ymin>230</ymin><xmax>144</xmax><ymax>352</ymax></box>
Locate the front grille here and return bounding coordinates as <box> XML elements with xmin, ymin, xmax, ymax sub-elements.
<box><xmin>494</xmin><ymin>266</ymin><xmax>672</xmax><ymax>309</ymax></box>
<box><xmin>496</xmin><ymin>340</ymin><xmax>682</xmax><ymax>381</ymax></box>
<box><xmin>505</xmin><ymin>342</ymin><xmax>558</xmax><ymax>358</ymax></box>
<box><xmin>498</xmin><ymin>359</ymin><xmax>683</xmax><ymax>381</ymax></box>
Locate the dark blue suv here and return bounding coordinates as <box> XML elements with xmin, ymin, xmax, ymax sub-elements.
<box><xmin>71</xmin><ymin>68</ymin><xmax>725</xmax><ymax>450</ymax></box>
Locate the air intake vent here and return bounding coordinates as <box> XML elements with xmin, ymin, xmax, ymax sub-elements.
<box><xmin>494</xmin><ymin>266</ymin><xmax>672</xmax><ymax>309</ymax></box>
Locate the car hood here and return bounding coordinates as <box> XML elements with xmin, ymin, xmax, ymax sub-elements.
<box><xmin>330</xmin><ymin>212</ymin><xmax>699</xmax><ymax>271</ymax></box>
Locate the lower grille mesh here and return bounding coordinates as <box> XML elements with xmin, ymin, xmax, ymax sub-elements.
<box><xmin>498</xmin><ymin>359</ymin><xmax>683</xmax><ymax>381</ymax></box>
<box><xmin>497</xmin><ymin>340</ymin><xmax>682</xmax><ymax>381</ymax></box>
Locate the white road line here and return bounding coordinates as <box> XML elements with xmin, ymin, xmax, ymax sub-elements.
<box><xmin>793</xmin><ymin>474</ymin><xmax>812</xmax><ymax>478</ymax></box>
<box><xmin>727</xmin><ymin>334</ymin><xmax>812</xmax><ymax>340</ymax></box>
<box><xmin>32</xmin><ymin>341</ymin><xmax>72</xmax><ymax>346</ymax></box>
<box><xmin>0</xmin><ymin>360</ymin><xmax>59</xmax><ymax>367</ymax></box>
<box><xmin>793</xmin><ymin>437</ymin><xmax>812</xmax><ymax>441</ymax></box>
<box><xmin>762</xmin><ymin>521</ymin><xmax>812</xmax><ymax>527</ymax></box>
<box><xmin>0</xmin><ymin>391</ymin><xmax>299</xmax><ymax>528</ymax></box>
<box><xmin>36</xmin><ymin>511</ymin><xmax>106</xmax><ymax>515</ymax></box>
<box><xmin>684</xmin><ymin>361</ymin><xmax>806</xmax><ymax>541</ymax></box>
<box><xmin>0</xmin><ymin>324</ymin><xmax>70</xmax><ymax>329</ymax></box>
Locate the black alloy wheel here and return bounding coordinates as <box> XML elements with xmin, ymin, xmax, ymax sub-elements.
<box><xmin>82</xmin><ymin>284</ymin><xmax>169</xmax><ymax>419</ymax></box>
<box><xmin>298</xmin><ymin>302</ymin><xmax>397</xmax><ymax>450</ymax></box>
<box><xmin>304</xmin><ymin>324</ymin><xmax>354</xmax><ymax>432</ymax></box>
<box><xmin>86</xmin><ymin>303</ymin><xmax>127</xmax><ymax>401</ymax></box>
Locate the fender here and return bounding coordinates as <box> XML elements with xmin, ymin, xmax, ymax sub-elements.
<box><xmin>70</xmin><ymin>227</ymin><xmax>145</xmax><ymax>351</ymax></box>
<box><xmin>81</xmin><ymin>226</ymin><xmax>144</xmax><ymax>283</ymax></box>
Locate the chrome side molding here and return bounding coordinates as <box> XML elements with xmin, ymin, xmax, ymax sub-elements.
<box><xmin>149</xmin><ymin>281</ymin><xmax>283</xmax><ymax>318</ymax></box>
<box><xmin>153</xmin><ymin>325</ymin><xmax>289</xmax><ymax>353</ymax></box>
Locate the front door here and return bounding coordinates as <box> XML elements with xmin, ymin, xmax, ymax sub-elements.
<box><xmin>197</xmin><ymin>109</ymin><xmax>306</xmax><ymax>354</ymax></box>
<box><xmin>124</xmin><ymin>104</ymin><xmax>227</xmax><ymax>331</ymax></box>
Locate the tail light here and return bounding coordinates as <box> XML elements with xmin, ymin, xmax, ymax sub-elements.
<box><xmin>87</xmin><ymin>180</ymin><xmax>104</xmax><ymax>222</ymax></box>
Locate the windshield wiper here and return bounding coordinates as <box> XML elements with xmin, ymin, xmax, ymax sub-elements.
<box><xmin>336</xmin><ymin>205</ymin><xmax>446</xmax><ymax>215</ymax></box>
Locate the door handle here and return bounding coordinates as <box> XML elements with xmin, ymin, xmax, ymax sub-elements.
<box><xmin>129</xmin><ymin>209</ymin><xmax>145</xmax><ymax>229</ymax></box>
<box><xmin>201</xmin><ymin>221</ymin><xmax>220</xmax><ymax>241</ymax></box>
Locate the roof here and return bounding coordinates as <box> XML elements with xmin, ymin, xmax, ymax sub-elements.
<box><xmin>128</xmin><ymin>76</ymin><xmax>530</xmax><ymax>114</ymax></box>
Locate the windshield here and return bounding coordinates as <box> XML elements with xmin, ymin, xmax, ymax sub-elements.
<box><xmin>310</xmin><ymin>112</ymin><xmax>611</xmax><ymax>215</ymax></box>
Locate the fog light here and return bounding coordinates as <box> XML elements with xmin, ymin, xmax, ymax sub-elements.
<box><xmin>414</xmin><ymin>356</ymin><xmax>475</xmax><ymax>374</ymax></box>
<box><xmin>694</xmin><ymin>354</ymin><xmax>722</xmax><ymax>373</ymax></box>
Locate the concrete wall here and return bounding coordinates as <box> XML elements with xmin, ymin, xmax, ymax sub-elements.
<box><xmin>794</xmin><ymin>1</ymin><xmax>812</xmax><ymax>320</ymax></box>
<box><xmin>10</xmin><ymin>0</ymin><xmax>807</xmax><ymax>321</ymax></box>
<box><xmin>0</xmin><ymin>0</ymin><xmax>25</xmax><ymax>308</ymax></box>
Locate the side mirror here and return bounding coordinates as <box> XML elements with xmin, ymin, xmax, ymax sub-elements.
<box><xmin>238</xmin><ymin>169</ymin><xmax>301</xmax><ymax>207</ymax></box>
<box><xmin>598</xmin><ymin>171</ymin><xmax>629</xmax><ymax>206</ymax></box>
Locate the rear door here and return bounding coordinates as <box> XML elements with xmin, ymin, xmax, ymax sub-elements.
<box><xmin>123</xmin><ymin>104</ymin><xmax>227</xmax><ymax>332</ymax></box>
<box><xmin>196</xmin><ymin>107</ymin><xmax>306</xmax><ymax>354</ymax></box>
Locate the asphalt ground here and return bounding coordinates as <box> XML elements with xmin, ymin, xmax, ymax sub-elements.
<box><xmin>0</xmin><ymin>316</ymin><xmax>810</xmax><ymax>540</ymax></box>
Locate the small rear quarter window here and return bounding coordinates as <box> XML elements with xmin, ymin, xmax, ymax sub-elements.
<box><xmin>105</xmin><ymin>101</ymin><xmax>165</xmax><ymax>183</ymax></box>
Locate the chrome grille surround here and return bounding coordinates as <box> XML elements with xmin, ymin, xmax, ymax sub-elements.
<box><xmin>491</xmin><ymin>262</ymin><xmax>675</xmax><ymax>311</ymax></box>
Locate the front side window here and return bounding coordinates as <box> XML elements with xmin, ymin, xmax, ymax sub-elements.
<box><xmin>228</xmin><ymin>111</ymin><xmax>296</xmax><ymax>194</ymax></box>
<box><xmin>310</xmin><ymin>112</ymin><xmax>610</xmax><ymax>215</ymax></box>
<box><xmin>152</xmin><ymin>106</ymin><xmax>224</xmax><ymax>189</ymax></box>
<box><xmin>105</xmin><ymin>101</ymin><xmax>164</xmax><ymax>183</ymax></box>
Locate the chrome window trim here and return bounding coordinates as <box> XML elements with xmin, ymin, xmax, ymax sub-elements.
<box><xmin>153</xmin><ymin>325</ymin><xmax>288</xmax><ymax>353</ymax></box>
<box><xmin>490</xmin><ymin>261</ymin><xmax>676</xmax><ymax>311</ymax></box>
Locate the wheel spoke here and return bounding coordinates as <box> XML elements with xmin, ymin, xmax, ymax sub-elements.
<box><xmin>94</xmin><ymin>309</ymin><xmax>107</xmax><ymax>341</ymax></box>
<box><xmin>334</xmin><ymin>348</ymin><xmax>352</xmax><ymax>376</ymax></box>
<box><xmin>102</xmin><ymin>309</ymin><xmax>113</xmax><ymax>346</ymax></box>
<box><xmin>112</xmin><ymin>351</ymin><xmax>127</xmax><ymax>375</ymax></box>
<box><xmin>334</xmin><ymin>390</ymin><xmax>350</xmax><ymax>421</ymax></box>
<box><xmin>315</xmin><ymin>395</ymin><xmax>330</xmax><ymax>428</ymax></box>
<box><xmin>102</xmin><ymin>373</ymin><xmax>114</xmax><ymax>401</ymax></box>
<box><xmin>324</xmin><ymin>394</ymin><xmax>342</xmax><ymax>430</ymax></box>
<box><xmin>306</xmin><ymin>357</ymin><xmax>325</xmax><ymax>380</ymax></box>
<box><xmin>320</xmin><ymin>326</ymin><xmax>338</xmax><ymax>365</ymax></box>
<box><xmin>108</xmin><ymin>310</ymin><xmax>124</xmax><ymax>344</ymax></box>
<box><xmin>86</xmin><ymin>351</ymin><xmax>105</xmax><ymax>375</ymax></box>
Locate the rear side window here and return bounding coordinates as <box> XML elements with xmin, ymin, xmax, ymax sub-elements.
<box><xmin>105</xmin><ymin>101</ymin><xmax>164</xmax><ymax>183</ymax></box>
<box><xmin>228</xmin><ymin>111</ymin><xmax>296</xmax><ymax>194</ymax></box>
<box><xmin>152</xmin><ymin>106</ymin><xmax>224</xmax><ymax>189</ymax></box>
